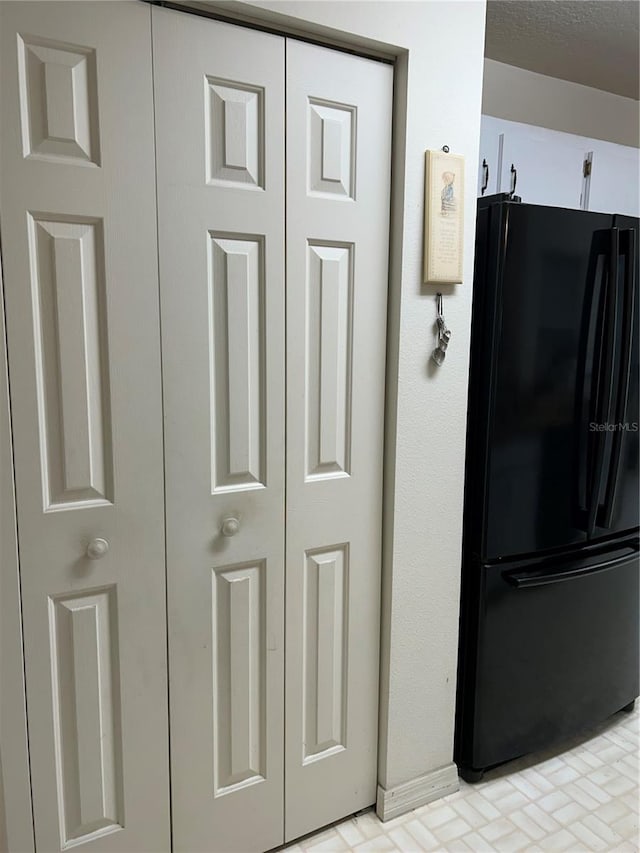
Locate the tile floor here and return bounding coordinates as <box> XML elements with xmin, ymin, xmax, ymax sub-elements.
<box><xmin>285</xmin><ymin>706</ymin><xmax>639</xmax><ymax>852</ymax></box>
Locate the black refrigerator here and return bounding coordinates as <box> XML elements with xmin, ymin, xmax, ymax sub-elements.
<box><xmin>455</xmin><ymin>194</ymin><xmax>640</xmax><ymax>782</ymax></box>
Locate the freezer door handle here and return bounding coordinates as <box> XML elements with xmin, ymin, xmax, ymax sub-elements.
<box><xmin>502</xmin><ymin>545</ymin><xmax>639</xmax><ymax>588</ymax></box>
<box><xmin>601</xmin><ymin>228</ymin><xmax>636</xmax><ymax>528</ymax></box>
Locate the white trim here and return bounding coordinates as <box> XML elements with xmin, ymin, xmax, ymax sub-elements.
<box><xmin>171</xmin><ymin>0</ymin><xmax>398</xmax><ymax>61</ymax></box>
<box><xmin>376</xmin><ymin>763</ymin><xmax>459</xmax><ymax>822</ymax></box>
<box><xmin>0</xmin><ymin>240</ymin><xmax>35</xmax><ymax>852</ymax></box>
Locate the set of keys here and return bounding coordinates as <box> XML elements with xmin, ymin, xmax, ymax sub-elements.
<box><xmin>431</xmin><ymin>292</ymin><xmax>452</xmax><ymax>366</ymax></box>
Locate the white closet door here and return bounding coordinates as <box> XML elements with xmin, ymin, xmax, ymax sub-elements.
<box><xmin>285</xmin><ymin>41</ymin><xmax>393</xmax><ymax>841</ymax></box>
<box><xmin>478</xmin><ymin>116</ymin><xmax>502</xmax><ymax>196</ymax></box>
<box><xmin>152</xmin><ymin>9</ymin><xmax>286</xmax><ymax>852</ymax></box>
<box><xmin>0</xmin><ymin>3</ymin><xmax>170</xmax><ymax>851</ymax></box>
<box><xmin>589</xmin><ymin>143</ymin><xmax>640</xmax><ymax>216</ymax></box>
<box><xmin>498</xmin><ymin>124</ymin><xmax>585</xmax><ymax>208</ymax></box>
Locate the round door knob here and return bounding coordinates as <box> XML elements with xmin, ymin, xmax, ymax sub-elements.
<box><xmin>221</xmin><ymin>516</ymin><xmax>240</xmax><ymax>537</ymax></box>
<box><xmin>86</xmin><ymin>538</ymin><xmax>109</xmax><ymax>560</ymax></box>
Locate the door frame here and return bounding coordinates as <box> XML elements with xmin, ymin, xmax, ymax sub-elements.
<box><xmin>0</xmin><ymin>0</ymin><xmax>408</xmax><ymax>839</ymax></box>
<box><xmin>0</xmin><ymin>250</ymin><xmax>35</xmax><ymax>853</ymax></box>
<box><xmin>154</xmin><ymin>0</ymin><xmax>407</xmax><ymax>815</ymax></box>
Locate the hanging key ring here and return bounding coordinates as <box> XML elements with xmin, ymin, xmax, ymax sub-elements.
<box><xmin>432</xmin><ymin>292</ymin><xmax>452</xmax><ymax>366</ymax></box>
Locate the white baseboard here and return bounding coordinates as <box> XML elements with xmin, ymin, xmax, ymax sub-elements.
<box><xmin>376</xmin><ymin>763</ymin><xmax>459</xmax><ymax>822</ymax></box>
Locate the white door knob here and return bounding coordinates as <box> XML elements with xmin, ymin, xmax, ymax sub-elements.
<box><xmin>221</xmin><ymin>517</ymin><xmax>240</xmax><ymax>537</ymax></box>
<box><xmin>86</xmin><ymin>537</ymin><xmax>109</xmax><ymax>560</ymax></box>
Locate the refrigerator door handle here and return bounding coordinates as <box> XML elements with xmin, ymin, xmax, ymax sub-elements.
<box><xmin>587</xmin><ymin>227</ymin><xmax>620</xmax><ymax>537</ymax></box>
<box><xmin>601</xmin><ymin>228</ymin><xmax>636</xmax><ymax>528</ymax></box>
<box><xmin>503</xmin><ymin>544</ymin><xmax>639</xmax><ymax>588</ymax></box>
<box><xmin>575</xmin><ymin>230</ymin><xmax>607</xmax><ymax>518</ymax></box>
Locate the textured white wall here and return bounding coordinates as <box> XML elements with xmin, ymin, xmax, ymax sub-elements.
<box><xmin>483</xmin><ymin>58</ymin><xmax>640</xmax><ymax>148</ymax></box>
<box><xmin>224</xmin><ymin>0</ymin><xmax>487</xmax><ymax>793</ymax></box>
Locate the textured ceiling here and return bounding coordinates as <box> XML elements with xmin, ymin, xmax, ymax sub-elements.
<box><xmin>485</xmin><ymin>0</ymin><xmax>639</xmax><ymax>100</ymax></box>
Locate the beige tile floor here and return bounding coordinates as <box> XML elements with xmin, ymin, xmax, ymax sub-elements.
<box><xmin>284</xmin><ymin>706</ymin><xmax>639</xmax><ymax>852</ymax></box>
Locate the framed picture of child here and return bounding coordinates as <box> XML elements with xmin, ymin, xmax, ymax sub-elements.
<box><xmin>423</xmin><ymin>149</ymin><xmax>465</xmax><ymax>283</ymax></box>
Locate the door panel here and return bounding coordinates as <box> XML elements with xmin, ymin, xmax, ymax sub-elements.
<box><xmin>285</xmin><ymin>40</ymin><xmax>392</xmax><ymax>841</ymax></box>
<box><xmin>590</xmin><ymin>146</ymin><xmax>640</xmax><ymax>217</ymax></box>
<box><xmin>152</xmin><ymin>9</ymin><xmax>286</xmax><ymax>852</ymax></box>
<box><xmin>485</xmin><ymin>204</ymin><xmax>614</xmax><ymax>560</ymax></box>
<box><xmin>593</xmin><ymin>215</ymin><xmax>639</xmax><ymax>538</ymax></box>
<box><xmin>469</xmin><ymin>545</ymin><xmax>639</xmax><ymax>771</ymax></box>
<box><xmin>499</xmin><ymin>124</ymin><xmax>585</xmax><ymax>208</ymax></box>
<box><xmin>0</xmin><ymin>3</ymin><xmax>169</xmax><ymax>851</ymax></box>
<box><xmin>478</xmin><ymin>116</ymin><xmax>502</xmax><ymax>197</ymax></box>
<box><xmin>28</xmin><ymin>215</ymin><xmax>112</xmax><ymax>508</ymax></box>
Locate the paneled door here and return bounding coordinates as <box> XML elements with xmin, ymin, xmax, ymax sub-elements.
<box><xmin>284</xmin><ymin>40</ymin><xmax>392</xmax><ymax>841</ymax></box>
<box><xmin>0</xmin><ymin>3</ymin><xmax>170</xmax><ymax>852</ymax></box>
<box><xmin>589</xmin><ymin>143</ymin><xmax>640</xmax><ymax>216</ymax></box>
<box><xmin>478</xmin><ymin>116</ymin><xmax>502</xmax><ymax>197</ymax></box>
<box><xmin>152</xmin><ymin>8</ymin><xmax>286</xmax><ymax>852</ymax></box>
<box><xmin>498</xmin><ymin>122</ymin><xmax>586</xmax><ymax>208</ymax></box>
<box><xmin>153</xmin><ymin>7</ymin><xmax>392</xmax><ymax>850</ymax></box>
